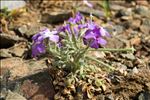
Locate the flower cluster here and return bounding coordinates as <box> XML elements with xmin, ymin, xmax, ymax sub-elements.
<box><xmin>82</xmin><ymin>21</ymin><xmax>110</xmax><ymax>48</ymax></box>
<box><xmin>32</xmin><ymin>12</ymin><xmax>110</xmax><ymax>58</ymax></box>
<box><xmin>32</xmin><ymin>28</ymin><xmax>59</xmax><ymax>57</ymax></box>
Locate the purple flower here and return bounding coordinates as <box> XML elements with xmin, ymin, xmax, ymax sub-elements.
<box><xmin>32</xmin><ymin>28</ymin><xmax>59</xmax><ymax>58</ymax></box>
<box><xmin>32</xmin><ymin>28</ymin><xmax>59</xmax><ymax>43</ymax></box>
<box><xmin>68</xmin><ymin>12</ymin><xmax>83</xmax><ymax>24</ymax></box>
<box><xmin>58</xmin><ymin>24</ymin><xmax>71</xmax><ymax>34</ymax></box>
<box><xmin>83</xmin><ymin>22</ymin><xmax>110</xmax><ymax>49</ymax></box>
<box><xmin>58</xmin><ymin>24</ymin><xmax>79</xmax><ymax>37</ymax></box>
<box><xmin>32</xmin><ymin>42</ymin><xmax>46</xmax><ymax>58</ymax></box>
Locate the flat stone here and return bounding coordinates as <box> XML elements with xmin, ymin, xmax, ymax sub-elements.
<box><xmin>140</xmin><ymin>19</ymin><xmax>150</xmax><ymax>34</ymax></box>
<box><xmin>113</xmin><ymin>25</ymin><xmax>124</xmax><ymax>34</ymax></box>
<box><xmin>41</xmin><ymin>10</ymin><xmax>72</xmax><ymax>24</ymax></box>
<box><xmin>9</xmin><ymin>42</ymin><xmax>27</xmax><ymax>57</ymax></box>
<box><xmin>77</xmin><ymin>7</ymin><xmax>105</xmax><ymax>18</ymax></box>
<box><xmin>121</xmin><ymin>53</ymin><xmax>136</xmax><ymax>60</ymax></box>
<box><xmin>6</xmin><ymin>90</ymin><xmax>26</xmax><ymax>100</ymax></box>
<box><xmin>0</xmin><ymin>33</ymin><xmax>26</xmax><ymax>48</ymax></box>
<box><xmin>105</xmin><ymin>94</ymin><xmax>114</xmax><ymax>100</ymax></box>
<box><xmin>0</xmin><ymin>49</ymin><xmax>12</xmax><ymax>58</ymax></box>
<box><xmin>17</xmin><ymin>25</ymin><xmax>28</xmax><ymax>37</ymax></box>
<box><xmin>131</xmin><ymin>19</ymin><xmax>141</xmax><ymax>29</ymax></box>
<box><xmin>132</xmin><ymin>67</ymin><xmax>139</xmax><ymax>74</ymax></box>
<box><xmin>1</xmin><ymin>57</ymin><xmax>47</xmax><ymax>80</ymax></box>
<box><xmin>130</xmin><ymin>36</ymin><xmax>141</xmax><ymax>46</ymax></box>
<box><xmin>25</xmin><ymin>24</ymin><xmax>42</xmax><ymax>38</ymax></box>
<box><xmin>1</xmin><ymin>0</ymin><xmax>26</xmax><ymax>11</ymax></box>
<box><xmin>138</xmin><ymin>91</ymin><xmax>150</xmax><ymax>100</ymax></box>
<box><xmin>115</xmin><ymin>8</ymin><xmax>133</xmax><ymax>17</ymax></box>
<box><xmin>116</xmin><ymin>63</ymin><xmax>127</xmax><ymax>74</ymax></box>
<box><xmin>110</xmin><ymin>4</ymin><xmax>125</xmax><ymax>11</ymax></box>
<box><xmin>134</xmin><ymin>5</ymin><xmax>150</xmax><ymax>18</ymax></box>
<box><xmin>146</xmin><ymin>82</ymin><xmax>150</xmax><ymax>90</ymax></box>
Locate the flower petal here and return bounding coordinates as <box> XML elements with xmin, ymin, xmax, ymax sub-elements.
<box><xmin>49</xmin><ymin>35</ymin><xmax>59</xmax><ymax>43</ymax></box>
<box><xmin>97</xmin><ymin>38</ymin><xmax>107</xmax><ymax>45</ymax></box>
<box><xmin>90</xmin><ymin>40</ymin><xmax>99</xmax><ymax>49</ymax></box>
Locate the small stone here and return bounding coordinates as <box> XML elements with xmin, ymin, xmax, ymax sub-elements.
<box><xmin>121</xmin><ymin>53</ymin><xmax>136</xmax><ymax>60</ymax></box>
<box><xmin>106</xmin><ymin>38</ymin><xmax>124</xmax><ymax>48</ymax></box>
<box><xmin>134</xmin><ymin>5</ymin><xmax>150</xmax><ymax>18</ymax></box>
<box><xmin>26</xmin><ymin>24</ymin><xmax>41</xmax><ymax>38</ymax></box>
<box><xmin>138</xmin><ymin>91</ymin><xmax>150</xmax><ymax>100</ymax></box>
<box><xmin>116</xmin><ymin>63</ymin><xmax>127</xmax><ymax>74</ymax></box>
<box><xmin>140</xmin><ymin>19</ymin><xmax>150</xmax><ymax>34</ymax></box>
<box><xmin>132</xmin><ymin>67</ymin><xmax>139</xmax><ymax>74</ymax></box>
<box><xmin>110</xmin><ymin>4</ymin><xmax>125</xmax><ymax>11</ymax></box>
<box><xmin>115</xmin><ymin>8</ymin><xmax>132</xmax><ymax>18</ymax></box>
<box><xmin>121</xmin><ymin>16</ymin><xmax>133</xmax><ymax>21</ymax></box>
<box><xmin>105</xmin><ymin>94</ymin><xmax>114</xmax><ymax>100</ymax></box>
<box><xmin>9</xmin><ymin>42</ymin><xmax>27</xmax><ymax>57</ymax></box>
<box><xmin>136</xmin><ymin>0</ymin><xmax>149</xmax><ymax>6</ymax></box>
<box><xmin>77</xmin><ymin>7</ymin><xmax>105</xmax><ymax>18</ymax></box>
<box><xmin>0</xmin><ymin>49</ymin><xmax>12</xmax><ymax>58</ymax></box>
<box><xmin>17</xmin><ymin>25</ymin><xmax>28</xmax><ymax>36</ymax></box>
<box><xmin>96</xmin><ymin>94</ymin><xmax>105</xmax><ymax>100</ymax></box>
<box><xmin>6</xmin><ymin>90</ymin><xmax>26</xmax><ymax>100</ymax></box>
<box><xmin>131</xmin><ymin>19</ymin><xmax>141</xmax><ymax>29</ymax></box>
<box><xmin>89</xmin><ymin>51</ymin><xmax>106</xmax><ymax>58</ymax></box>
<box><xmin>113</xmin><ymin>25</ymin><xmax>124</xmax><ymax>35</ymax></box>
<box><xmin>146</xmin><ymin>82</ymin><xmax>150</xmax><ymax>90</ymax></box>
<box><xmin>130</xmin><ymin>37</ymin><xmax>141</xmax><ymax>46</ymax></box>
<box><xmin>41</xmin><ymin>10</ymin><xmax>72</xmax><ymax>24</ymax></box>
<box><xmin>1</xmin><ymin>0</ymin><xmax>26</xmax><ymax>11</ymax></box>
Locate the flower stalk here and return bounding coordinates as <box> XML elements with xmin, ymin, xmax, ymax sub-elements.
<box><xmin>89</xmin><ymin>47</ymin><xmax>135</xmax><ymax>52</ymax></box>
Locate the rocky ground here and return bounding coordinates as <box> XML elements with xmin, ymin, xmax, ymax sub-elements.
<box><xmin>0</xmin><ymin>0</ymin><xmax>150</xmax><ymax>100</ymax></box>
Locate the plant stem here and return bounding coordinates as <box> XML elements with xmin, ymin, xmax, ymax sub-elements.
<box><xmin>86</xmin><ymin>56</ymin><xmax>114</xmax><ymax>70</ymax></box>
<box><xmin>89</xmin><ymin>47</ymin><xmax>135</xmax><ymax>52</ymax></box>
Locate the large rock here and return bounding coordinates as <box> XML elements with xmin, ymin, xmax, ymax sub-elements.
<box><xmin>0</xmin><ymin>57</ymin><xmax>48</xmax><ymax>80</ymax></box>
<box><xmin>0</xmin><ymin>0</ymin><xmax>26</xmax><ymax>11</ymax></box>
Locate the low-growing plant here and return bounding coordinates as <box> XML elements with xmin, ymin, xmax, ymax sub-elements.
<box><xmin>31</xmin><ymin>12</ymin><xmax>134</xmax><ymax>74</ymax></box>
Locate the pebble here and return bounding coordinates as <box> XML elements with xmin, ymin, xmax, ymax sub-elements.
<box><xmin>113</xmin><ymin>25</ymin><xmax>124</xmax><ymax>35</ymax></box>
<box><xmin>16</xmin><ymin>25</ymin><xmax>28</xmax><ymax>37</ymax></box>
<box><xmin>132</xmin><ymin>67</ymin><xmax>139</xmax><ymax>74</ymax></box>
<box><xmin>116</xmin><ymin>63</ymin><xmax>127</xmax><ymax>74</ymax></box>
